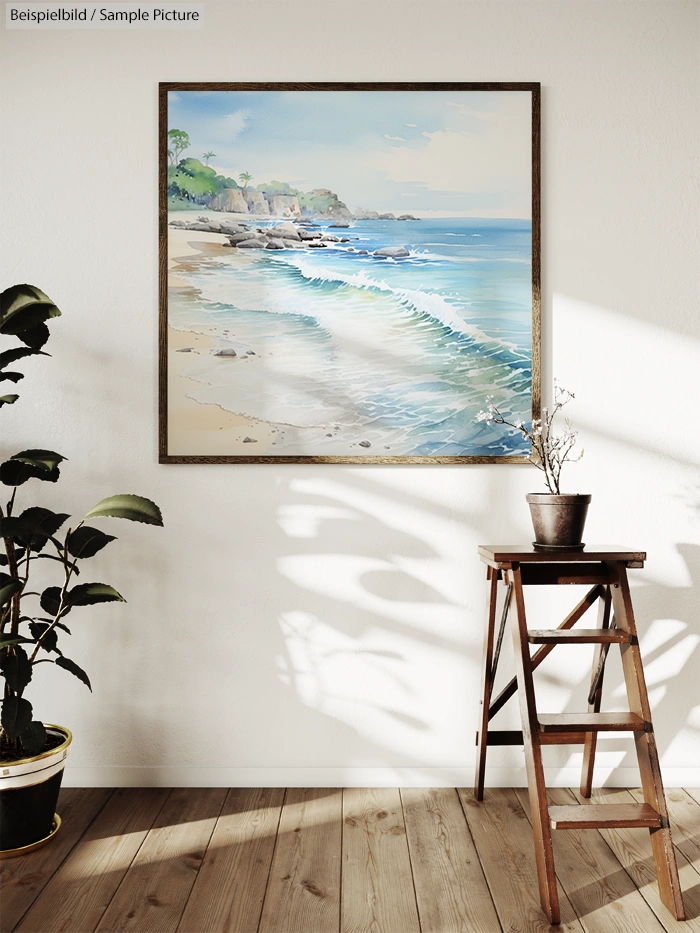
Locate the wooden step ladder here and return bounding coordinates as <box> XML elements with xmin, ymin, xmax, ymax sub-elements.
<box><xmin>475</xmin><ymin>545</ymin><xmax>685</xmax><ymax>925</ymax></box>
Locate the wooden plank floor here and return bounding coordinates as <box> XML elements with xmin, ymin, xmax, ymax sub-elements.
<box><xmin>2</xmin><ymin>787</ymin><xmax>700</xmax><ymax>933</ymax></box>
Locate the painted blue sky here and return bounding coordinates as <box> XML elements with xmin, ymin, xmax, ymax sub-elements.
<box><xmin>168</xmin><ymin>89</ymin><xmax>532</xmax><ymax>218</ymax></box>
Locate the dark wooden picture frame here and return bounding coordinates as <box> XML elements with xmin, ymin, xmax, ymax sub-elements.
<box><xmin>159</xmin><ymin>82</ymin><xmax>540</xmax><ymax>463</ymax></box>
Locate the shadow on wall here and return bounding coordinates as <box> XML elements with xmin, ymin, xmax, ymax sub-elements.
<box><xmin>198</xmin><ymin>444</ymin><xmax>696</xmax><ymax>784</ymax></box>
<box><xmin>231</xmin><ymin>466</ymin><xmax>506</xmax><ymax>785</ymax></box>
<box><xmin>603</xmin><ymin>542</ymin><xmax>700</xmax><ymax>772</ymax></box>
<box><xmin>268</xmin><ymin>476</ymin><xmax>699</xmax><ymax>784</ymax></box>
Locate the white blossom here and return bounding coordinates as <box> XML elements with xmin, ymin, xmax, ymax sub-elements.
<box><xmin>474</xmin><ymin>382</ymin><xmax>581</xmax><ymax>493</ymax></box>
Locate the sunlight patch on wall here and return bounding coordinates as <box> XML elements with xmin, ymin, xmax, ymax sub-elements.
<box><xmin>285</xmin><ymin>477</ymin><xmax>473</xmax><ymax>611</ymax></box>
<box><xmin>661</xmin><ymin>707</ymin><xmax>700</xmax><ymax>766</ymax></box>
<box><xmin>277</xmin><ymin>610</ymin><xmax>471</xmax><ymax>762</ymax></box>
<box><xmin>278</xmin><ymin>554</ymin><xmax>466</xmax><ymax>643</ymax></box>
<box><xmin>347</xmin><ymin>465</ymin><xmax>495</xmax><ymax>514</ymax></box>
<box><xmin>559</xmin><ymin>750</ymin><xmax>627</xmax><ymax>784</ymax></box>
<box><xmin>278</xmin><ymin>504</ymin><xmax>359</xmax><ymax>538</ymax></box>
<box><xmin>613</xmin><ymin>620</ymin><xmax>699</xmax><ymax>696</ymax></box>
<box><xmin>554</xmin><ymin>294</ymin><xmax>700</xmax><ymax>466</ymax></box>
<box><xmin>638</xmin><ymin>618</ymin><xmax>687</xmax><ymax>655</ymax></box>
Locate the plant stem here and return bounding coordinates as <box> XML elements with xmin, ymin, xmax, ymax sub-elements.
<box><xmin>0</xmin><ymin>505</ymin><xmax>22</xmax><ymax>637</ymax></box>
<box><xmin>28</xmin><ymin>534</ymin><xmax>77</xmax><ymax>663</ymax></box>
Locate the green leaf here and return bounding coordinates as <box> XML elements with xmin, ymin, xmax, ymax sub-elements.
<box><xmin>19</xmin><ymin>322</ymin><xmax>50</xmax><ymax>351</ymax></box>
<box><xmin>0</xmin><ymin>346</ymin><xmax>47</xmax><ymax>371</ymax></box>
<box><xmin>20</xmin><ymin>721</ymin><xmax>47</xmax><ymax>756</ymax></box>
<box><xmin>0</xmin><ymin>576</ymin><xmax>22</xmax><ymax>607</ymax></box>
<box><xmin>85</xmin><ymin>495</ymin><xmax>163</xmax><ymax>527</ymax></box>
<box><xmin>0</xmin><ymin>285</ymin><xmax>61</xmax><ymax>338</ymax></box>
<box><xmin>0</xmin><ymin>636</ymin><xmax>32</xmax><ymax>649</ymax></box>
<box><xmin>29</xmin><ymin>621</ymin><xmax>58</xmax><ymax>653</ymax></box>
<box><xmin>0</xmin><ymin>372</ymin><xmax>23</xmax><ymax>384</ymax></box>
<box><xmin>0</xmin><ymin>394</ymin><xmax>19</xmax><ymax>406</ymax></box>
<box><xmin>67</xmin><ymin>525</ymin><xmax>116</xmax><ymax>559</ymax></box>
<box><xmin>0</xmin><ymin>460</ymin><xmax>58</xmax><ymax>487</ymax></box>
<box><xmin>0</xmin><ymin>459</ymin><xmax>40</xmax><ymax>485</ymax></box>
<box><xmin>12</xmin><ymin>507</ymin><xmax>70</xmax><ymax>552</ymax></box>
<box><xmin>67</xmin><ymin>582</ymin><xmax>125</xmax><ymax>607</ymax></box>
<box><xmin>0</xmin><ymin>507</ymin><xmax>69</xmax><ymax>553</ymax></box>
<box><xmin>0</xmin><ymin>516</ymin><xmax>23</xmax><ymax>537</ymax></box>
<box><xmin>39</xmin><ymin>582</ymin><xmax>125</xmax><ymax>615</ymax></box>
<box><xmin>1</xmin><ymin>695</ymin><xmax>32</xmax><ymax>739</ymax></box>
<box><xmin>40</xmin><ymin>586</ymin><xmax>63</xmax><ymax>616</ymax></box>
<box><xmin>12</xmin><ymin>449</ymin><xmax>66</xmax><ymax>472</ymax></box>
<box><xmin>0</xmin><ymin>449</ymin><xmax>64</xmax><ymax>486</ymax></box>
<box><xmin>55</xmin><ymin>656</ymin><xmax>92</xmax><ymax>691</ymax></box>
<box><xmin>0</xmin><ymin>645</ymin><xmax>32</xmax><ymax>692</ymax></box>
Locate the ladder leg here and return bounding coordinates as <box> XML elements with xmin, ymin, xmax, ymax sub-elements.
<box><xmin>609</xmin><ymin>561</ymin><xmax>685</xmax><ymax>921</ymax></box>
<box><xmin>580</xmin><ymin>585</ymin><xmax>612</xmax><ymax>796</ymax></box>
<box><xmin>475</xmin><ymin>566</ymin><xmax>499</xmax><ymax>800</ymax></box>
<box><xmin>509</xmin><ymin>565</ymin><xmax>560</xmax><ymax>924</ymax></box>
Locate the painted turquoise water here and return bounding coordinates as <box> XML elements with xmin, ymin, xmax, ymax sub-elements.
<box><xmin>170</xmin><ymin>216</ymin><xmax>533</xmax><ymax>457</ymax></box>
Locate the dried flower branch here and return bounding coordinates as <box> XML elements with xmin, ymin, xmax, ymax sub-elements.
<box><xmin>476</xmin><ymin>380</ymin><xmax>583</xmax><ymax>494</ymax></box>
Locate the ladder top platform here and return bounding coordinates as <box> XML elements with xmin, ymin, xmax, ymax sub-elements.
<box><xmin>478</xmin><ymin>545</ymin><xmax>646</xmax><ymax>567</ymax></box>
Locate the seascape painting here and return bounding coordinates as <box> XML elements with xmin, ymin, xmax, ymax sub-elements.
<box><xmin>159</xmin><ymin>83</ymin><xmax>540</xmax><ymax>462</ymax></box>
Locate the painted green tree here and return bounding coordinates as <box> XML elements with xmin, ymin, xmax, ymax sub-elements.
<box><xmin>167</xmin><ymin>129</ymin><xmax>190</xmax><ymax>166</ymax></box>
<box><xmin>168</xmin><ymin>158</ymin><xmax>240</xmax><ymax>206</ymax></box>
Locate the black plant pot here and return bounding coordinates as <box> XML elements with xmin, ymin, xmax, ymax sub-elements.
<box><xmin>0</xmin><ymin>725</ymin><xmax>71</xmax><ymax>858</ymax></box>
<box><xmin>526</xmin><ymin>493</ymin><xmax>591</xmax><ymax>550</ymax></box>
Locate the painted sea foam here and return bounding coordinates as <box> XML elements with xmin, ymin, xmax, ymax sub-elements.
<box><xmin>169</xmin><ymin>216</ymin><xmax>533</xmax><ymax>456</ymax></box>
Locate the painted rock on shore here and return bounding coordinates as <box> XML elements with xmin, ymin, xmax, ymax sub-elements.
<box><xmin>373</xmin><ymin>246</ymin><xmax>410</xmax><ymax>258</ymax></box>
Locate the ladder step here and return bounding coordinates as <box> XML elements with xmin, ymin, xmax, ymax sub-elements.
<box><xmin>549</xmin><ymin>803</ymin><xmax>661</xmax><ymax>830</ymax></box>
<box><xmin>527</xmin><ymin>628</ymin><xmax>633</xmax><ymax>644</ymax></box>
<box><xmin>538</xmin><ymin>712</ymin><xmax>648</xmax><ymax>733</ymax></box>
<box><xmin>478</xmin><ymin>730</ymin><xmax>524</xmax><ymax>746</ymax></box>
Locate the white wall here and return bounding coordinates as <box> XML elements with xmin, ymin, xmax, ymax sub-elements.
<box><xmin>1</xmin><ymin>0</ymin><xmax>699</xmax><ymax>787</ymax></box>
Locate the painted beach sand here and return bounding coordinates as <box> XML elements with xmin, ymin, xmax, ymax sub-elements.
<box><xmin>165</xmin><ymin>89</ymin><xmax>536</xmax><ymax>458</ymax></box>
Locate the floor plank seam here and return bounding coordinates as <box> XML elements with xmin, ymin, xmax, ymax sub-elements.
<box><xmin>454</xmin><ymin>788</ymin><xmax>505</xmax><ymax>933</ymax></box>
<box><xmin>397</xmin><ymin>788</ymin><xmax>423</xmax><ymax>933</ymax></box>
<box><xmin>338</xmin><ymin>788</ymin><xmax>344</xmax><ymax>933</ymax></box>
<box><xmin>92</xmin><ymin>788</ymin><xmax>175</xmax><ymax>933</ymax></box>
<box><xmin>172</xmin><ymin>787</ymin><xmax>229</xmax><ymax>933</ymax></box>
<box><xmin>256</xmin><ymin>787</ymin><xmax>288</xmax><ymax>933</ymax></box>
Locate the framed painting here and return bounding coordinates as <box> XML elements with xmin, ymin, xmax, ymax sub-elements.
<box><xmin>159</xmin><ymin>82</ymin><xmax>540</xmax><ymax>463</ymax></box>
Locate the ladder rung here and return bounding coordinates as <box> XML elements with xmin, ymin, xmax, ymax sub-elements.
<box><xmin>549</xmin><ymin>803</ymin><xmax>661</xmax><ymax>830</ymax></box>
<box><xmin>540</xmin><ymin>732</ymin><xmax>588</xmax><ymax>745</ymax></box>
<box><xmin>538</xmin><ymin>713</ymin><xmax>648</xmax><ymax>733</ymax></box>
<box><xmin>527</xmin><ymin>629</ymin><xmax>633</xmax><ymax>644</ymax></box>
<box><xmin>477</xmin><ymin>730</ymin><xmax>524</xmax><ymax>746</ymax></box>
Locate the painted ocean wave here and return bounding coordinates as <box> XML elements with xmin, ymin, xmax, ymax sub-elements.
<box><xmin>168</xmin><ymin>216</ymin><xmax>534</xmax><ymax>456</ymax></box>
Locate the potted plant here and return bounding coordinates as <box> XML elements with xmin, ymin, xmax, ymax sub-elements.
<box><xmin>0</xmin><ymin>284</ymin><xmax>163</xmax><ymax>857</ymax></box>
<box><xmin>477</xmin><ymin>381</ymin><xmax>589</xmax><ymax>549</ymax></box>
